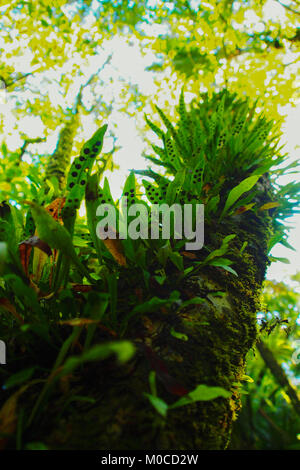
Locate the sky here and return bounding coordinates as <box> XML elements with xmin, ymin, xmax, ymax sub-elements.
<box><xmin>266</xmin><ymin>103</ymin><xmax>300</xmax><ymax>283</ymax></box>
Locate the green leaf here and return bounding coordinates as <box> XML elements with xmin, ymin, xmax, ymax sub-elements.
<box><xmin>169</xmin><ymin>384</ymin><xmax>231</xmax><ymax>409</ymax></box>
<box><xmin>164</xmin><ymin>134</ymin><xmax>182</xmax><ymax>171</ymax></box>
<box><xmin>204</xmin><ymin>234</ymin><xmax>236</xmax><ymax>263</ymax></box>
<box><xmin>4</xmin><ymin>367</ymin><xmax>36</xmax><ymax>389</ymax></box>
<box><xmin>25</xmin><ymin>442</ymin><xmax>48</xmax><ymax>450</ymax></box>
<box><xmin>132</xmin><ymin>293</ymin><xmax>180</xmax><ymax>314</ymax></box>
<box><xmin>206</xmin><ymin>195</ymin><xmax>220</xmax><ymax>214</ymax></box>
<box><xmin>62</xmin><ymin>341</ymin><xmax>135</xmax><ymax>375</ymax></box>
<box><xmin>169</xmin><ymin>251</ymin><xmax>184</xmax><ymax>271</ymax></box>
<box><xmin>241</xmin><ymin>374</ymin><xmax>254</xmax><ymax>383</ymax></box>
<box><xmin>85</xmin><ymin>173</ymin><xmax>104</xmax><ymax>263</ymax></box>
<box><xmin>170</xmin><ymin>327</ymin><xmax>188</xmax><ymax>341</ymax></box>
<box><xmin>143</xmin><ymin>179</ymin><xmax>163</xmax><ymax>204</ymax></box>
<box><xmin>189</xmin><ymin>384</ymin><xmax>231</xmax><ymax>401</ymax></box>
<box><xmin>165</xmin><ymin>168</ymin><xmax>186</xmax><ymax>205</ymax></box>
<box><xmin>267</xmin><ymin>231</ymin><xmax>284</xmax><ymax>252</ymax></box>
<box><xmin>209</xmin><ymin>257</ymin><xmax>233</xmax><ymax>266</ymax></box>
<box><xmin>24</xmin><ymin>201</ymin><xmax>93</xmax><ymax>282</ymax></box>
<box><xmin>121</xmin><ymin>172</ymin><xmax>138</xmax><ymax>211</ymax></box>
<box><xmin>144</xmin><ymin>114</ymin><xmax>165</xmax><ymax>139</ymax></box>
<box><xmin>268</xmin><ymin>256</ymin><xmax>290</xmax><ymax>264</ymax></box>
<box><xmin>65</xmin><ymin>124</ymin><xmax>107</xmax><ymax>191</ymax></box>
<box><xmin>240</xmin><ymin>241</ymin><xmax>248</xmax><ymax>254</ymax></box>
<box><xmin>154</xmin><ymin>274</ymin><xmax>166</xmax><ymax>285</ymax></box>
<box><xmin>63</xmin><ymin>124</ymin><xmax>108</xmax><ymax>232</ymax></box>
<box><xmin>72</xmin><ymin>236</ymin><xmax>90</xmax><ymax>247</ymax></box>
<box><xmin>144</xmin><ymin>393</ymin><xmax>168</xmax><ymax>417</ymax></box>
<box><xmin>149</xmin><ymin>370</ymin><xmax>157</xmax><ymax>397</ymax></box>
<box><xmin>209</xmin><ymin>260</ymin><xmax>238</xmax><ymax>276</ymax></box>
<box><xmin>180</xmin><ymin>297</ymin><xmax>206</xmax><ymax>308</ymax></box>
<box><xmin>0</xmin><ymin>241</ymin><xmax>7</xmax><ymax>274</ymax></box>
<box><xmin>122</xmin><ymin>172</ymin><xmax>135</xmax><ymax>194</ymax></box>
<box><xmin>280</xmin><ymin>238</ymin><xmax>296</xmax><ymax>251</ymax></box>
<box><xmin>155</xmin><ymin>105</ymin><xmax>177</xmax><ymax>140</ymax></box>
<box><xmin>4</xmin><ymin>274</ymin><xmax>42</xmax><ymax>314</ymax></box>
<box><xmin>221</xmin><ymin>175</ymin><xmax>261</xmax><ymax>217</ymax></box>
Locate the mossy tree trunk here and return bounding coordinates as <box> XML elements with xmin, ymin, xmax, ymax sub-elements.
<box><xmin>45</xmin><ymin>178</ymin><xmax>272</xmax><ymax>451</ymax></box>
<box><xmin>45</xmin><ymin>112</ymin><xmax>80</xmax><ymax>191</ymax></box>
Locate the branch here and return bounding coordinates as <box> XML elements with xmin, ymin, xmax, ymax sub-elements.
<box><xmin>0</xmin><ymin>72</ymin><xmax>34</xmax><ymax>90</ymax></box>
<box><xmin>256</xmin><ymin>339</ymin><xmax>300</xmax><ymax>416</ymax></box>
<box><xmin>258</xmin><ymin>408</ymin><xmax>291</xmax><ymax>440</ymax></box>
<box><xmin>73</xmin><ymin>54</ymin><xmax>113</xmax><ymax>113</ymax></box>
<box><xmin>19</xmin><ymin>136</ymin><xmax>46</xmax><ymax>161</ymax></box>
<box><xmin>283</xmin><ymin>57</ymin><xmax>300</xmax><ymax>67</ymax></box>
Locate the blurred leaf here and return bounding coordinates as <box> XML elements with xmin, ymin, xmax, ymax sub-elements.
<box><xmin>25</xmin><ymin>442</ymin><xmax>48</xmax><ymax>450</ymax></box>
<box><xmin>4</xmin><ymin>368</ymin><xmax>36</xmax><ymax>390</ymax></box>
<box><xmin>259</xmin><ymin>202</ymin><xmax>280</xmax><ymax>211</ymax></box>
<box><xmin>62</xmin><ymin>341</ymin><xmax>135</xmax><ymax>375</ymax></box>
<box><xmin>0</xmin><ymin>242</ymin><xmax>7</xmax><ymax>274</ymax></box>
<box><xmin>269</xmin><ymin>256</ymin><xmax>290</xmax><ymax>264</ymax></box>
<box><xmin>170</xmin><ymin>327</ymin><xmax>188</xmax><ymax>341</ymax></box>
<box><xmin>144</xmin><ymin>393</ymin><xmax>168</xmax><ymax>417</ymax></box>
<box><xmin>0</xmin><ymin>384</ymin><xmax>31</xmax><ymax>450</ymax></box>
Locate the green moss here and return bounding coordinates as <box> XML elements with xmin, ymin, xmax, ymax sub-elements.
<box><xmin>45</xmin><ymin>113</ymin><xmax>80</xmax><ymax>190</ymax></box>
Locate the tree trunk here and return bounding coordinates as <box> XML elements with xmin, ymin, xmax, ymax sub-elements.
<box><xmin>45</xmin><ymin>112</ymin><xmax>79</xmax><ymax>191</ymax></box>
<box><xmin>45</xmin><ymin>180</ymin><xmax>273</xmax><ymax>450</ymax></box>
<box><xmin>257</xmin><ymin>339</ymin><xmax>300</xmax><ymax>416</ymax></box>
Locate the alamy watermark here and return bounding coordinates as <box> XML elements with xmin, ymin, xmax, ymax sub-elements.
<box><xmin>95</xmin><ymin>198</ymin><xmax>204</xmax><ymax>251</ymax></box>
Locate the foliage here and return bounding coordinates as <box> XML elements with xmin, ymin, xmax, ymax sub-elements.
<box><xmin>141</xmin><ymin>89</ymin><xmax>299</xmax><ymax>254</ymax></box>
<box><xmin>145</xmin><ymin>371</ymin><xmax>231</xmax><ymax>418</ymax></box>
<box><xmin>144</xmin><ymin>0</ymin><xmax>300</xmax><ymax>119</ymax></box>
<box><xmin>231</xmin><ymin>276</ymin><xmax>300</xmax><ymax>450</ymax></box>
